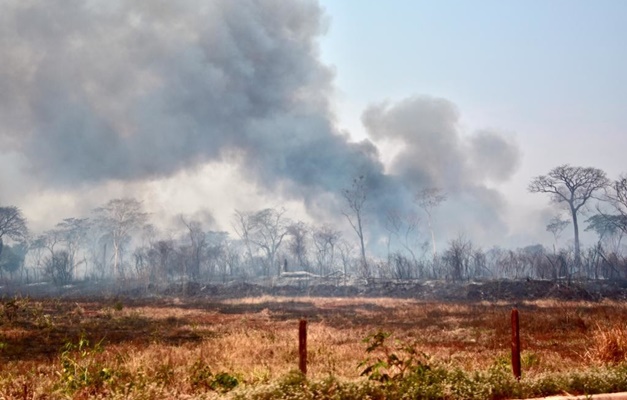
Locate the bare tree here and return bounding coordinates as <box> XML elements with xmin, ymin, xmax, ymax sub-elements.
<box><xmin>147</xmin><ymin>239</ymin><xmax>177</xmax><ymax>280</ymax></box>
<box><xmin>312</xmin><ymin>225</ymin><xmax>341</xmax><ymax>276</ymax></box>
<box><xmin>35</xmin><ymin>218</ymin><xmax>89</xmax><ymax>283</ymax></box>
<box><xmin>584</xmin><ymin>215</ymin><xmax>626</xmax><ymax>279</ymax></box>
<box><xmin>442</xmin><ymin>235</ymin><xmax>474</xmax><ymax>281</ymax></box>
<box><xmin>287</xmin><ymin>221</ymin><xmax>309</xmax><ymax>271</ymax></box>
<box><xmin>0</xmin><ymin>206</ymin><xmax>28</xmax><ymax>258</ymax></box>
<box><xmin>36</xmin><ymin>229</ymin><xmax>63</xmax><ymax>258</ymax></box>
<box><xmin>337</xmin><ymin>239</ymin><xmax>356</xmax><ymax>284</ymax></box>
<box><xmin>94</xmin><ymin>198</ymin><xmax>148</xmax><ymax>280</ymax></box>
<box><xmin>28</xmin><ymin>236</ymin><xmax>48</xmax><ymax>281</ymax></box>
<box><xmin>415</xmin><ymin>188</ymin><xmax>446</xmax><ymax>259</ymax></box>
<box><xmin>56</xmin><ymin>218</ymin><xmax>90</xmax><ymax>278</ymax></box>
<box><xmin>43</xmin><ymin>250</ymin><xmax>74</xmax><ymax>285</ymax></box>
<box><xmin>222</xmin><ymin>238</ymin><xmax>246</xmax><ymax>280</ymax></box>
<box><xmin>131</xmin><ymin>223</ymin><xmax>157</xmax><ymax>283</ymax></box>
<box><xmin>233</xmin><ymin>210</ymin><xmax>256</xmax><ymax>268</ymax></box>
<box><xmin>385</xmin><ymin>210</ymin><xmax>422</xmax><ymax>276</ymax></box>
<box><xmin>601</xmin><ymin>175</ymin><xmax>627</xmax><ymax>234</ymax></box>
<box><xmin>389</xmin><ymin>252</ymin><xmax>413</xmax><ymax>280</ymax></box>
<box><xmin>233</xmin><ymin>208</ymin><xmax>290</xmax><ymax>276</ymax></box>
<box><xmin>546</xmin><ymin>215</ymin><xmax>570</xmax><ymax>253</ymax></box>
<box><xmin>36</xmin><ymin>222</ymin><xmax>77</xmax><ymax>284</ymax></box>
<box><xmin>205</xmin><ymin>231</ymin><xmax>229</xmax><ymax>281</ymax></box>
<box><xmin>180</xmin><ymin>216</ymin><xmax>208</xmax><ymax>281</ymax></box>
<box><xmin>342</xmin><ymin>175</ymin><xmax>368</xmax><ymax>272</ymax></box>
<box><xmin>586</xmin><ymin>214</ymin><xmax>624</xmax><ymax>249</ymax></box>
<box><xmin>529</xmin><ymin>165</ymin><xmax>609</xmax><ymax>266</ymax></box>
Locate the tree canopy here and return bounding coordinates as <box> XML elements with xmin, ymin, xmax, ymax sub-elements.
<box><xmin>529</xmin><ymin>165</ymin><xmax>609</xmax><ymax>266</ymax></box>
<box><xmin>0</xmin><ymin>206</ymin><xmax>28</xmax><ymax>258</ymax></box>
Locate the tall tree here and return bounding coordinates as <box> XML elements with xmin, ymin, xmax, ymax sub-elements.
<box><xmin>342</xmin><ymin>175</ymin><xmax>368</xmax><ymax>272</ymax></box>
<box><xmin>385</xmin><ymin>210</ymin><xmax>421</xmax><ymax>271</ymax></box>
<box><xmin>415</xmin><ymin>188</ymin><xmax>446</xmax><ymax>259</ymax></box>
<box><xmin>442</xmin><ymin>235</ymin><xmax>474</xmax><ymax>282</ymax></box>
<box><xmin>0</xmin><ymin>206</ymin><xmax>28</xmax><ymax>258</ymax></box>
<box><xmin>601</xmin><ymin>175</ymin><xmax>627</xmax><ymax>234</ymax></box>
<box><xmin>57</xmin><ymin>217</ymin><xmax>90</xmax><ymax>278</ymax></box>
<box><xmin>312</xmin><ymin>225</ymin><xmax>341</xmax><ymax>275</ymax></box>
<box><xmin>36</xmin><ymin>219</ymin><xmax>89</xmax><ymax>284</ymax></box>
<box><xmin>0</xmin><ymin>243</ymin><xmax>27</xmax><ymax>280</ymax></box>
<box><xmin>287</xmin><ymin>221</ymin><xmax>309</xmax><ymax>270</ymax></box>
<box><xmin>94</xmin><ymin>198</ymin><xmax>148</xmax><ymax>279</ymax></box>
<box><xmin>529</xmin><ymin>165</ymin><xmax>608</xmax><ymax>265</ymax></box>
<box><xmin>180</xmin><ymin>216</ymin><xmax>208</xmax><ymax>281</ymax></box>
<box><xmin>546</xmin><ymin>215</ymin><xmax>570</xmax><ymax>253</ymax></box>
<box><xmin>585</xmin><ymin>214</ymin><xmax>624</xmax><ymax>254</ymax></box>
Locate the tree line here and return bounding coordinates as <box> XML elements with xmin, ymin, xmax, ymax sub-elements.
<box><xmin>1</xmin><ymin>164</ymin><xmax>627</xmax><ymax>287</ymax></box>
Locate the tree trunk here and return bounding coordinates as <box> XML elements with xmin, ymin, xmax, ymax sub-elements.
<box><xmin>357</xmin><ymin>216</ymin><xmax>367</xmax><ymax>274</ymax></box>
<box><xmin>571</xmin><ymin>203</ymin><xmax>581</xmax><ymax>277</ymax></box>
<box><xmin>427</xmin><ymin>213</ymin><xmax>437</xmax><ymax>259</ymax></box>
<box><xmin>113</xmin><ymin>242</ymin><xmax>120</xmax><ymax>280</ymax></box>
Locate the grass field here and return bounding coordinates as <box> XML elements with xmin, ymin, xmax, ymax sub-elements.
<box><xmin>1</xmin><ymin>294</ymin><xmax>627</xmax><ymax>399</ymax></box>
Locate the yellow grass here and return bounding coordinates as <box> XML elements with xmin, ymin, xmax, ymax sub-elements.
<box><xmin>1</xmin><ymin>296</ymin><xmax>627</xmax><ymax>398</ymax></box>
<box><xmin>588</xmin><ymin>324</ymin><xmax>627</xmax><ymax>364</ymax></box>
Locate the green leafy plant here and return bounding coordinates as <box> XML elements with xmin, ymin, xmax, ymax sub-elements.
<box><xmin>189</xmin><ymin>360</ymin><xmax>239</xmax><ymax>393</ymax></box>
<box><xmin>359</xmin><ymin>330</ymin><xmax>430</xmax><ymax>383</ymax></box>
<box><xmin>113</xmin><ymin>300</ymin><xmax>124</xmax><ymax>311</ymax></box>
<box><xmin>57</xmin><ymin>334</ymin><xmax>115</xmax><ymax>393</ymax></box>
<box><xmin>212</xmin><ymin>372</ymin><xmax>239</xmax><ymax>392</ymax></box>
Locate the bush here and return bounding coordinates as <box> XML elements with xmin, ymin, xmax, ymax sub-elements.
<box><xmin>189</xmin><ymin>360</ymin><xmax>239</xmax><ymax>393</ymax></box>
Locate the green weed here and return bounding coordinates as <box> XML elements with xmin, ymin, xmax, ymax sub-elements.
<box><xmin>189</xmin><ymin>359</ymin><xmax>239</xmax><ymax>393</ymax></box>
<box><xmin>56</xmin><ymin>334</ymin><xmax>118</xmax><ymax>394</ymax></box>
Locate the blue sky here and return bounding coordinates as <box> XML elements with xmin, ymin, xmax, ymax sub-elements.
<box><xmin>318</xmin><ymin>0</ymin><xmax>627</xmax><ymax>163</ymax></box>
<box><xmin>319</xmin><ymin>1</ymin><xmax>627</xmax><ymax>115</ymax></box>
<box><xmin>316</xmin><ymin>0</ymin><xmax>627</xmax><ymax>241</ymax></box>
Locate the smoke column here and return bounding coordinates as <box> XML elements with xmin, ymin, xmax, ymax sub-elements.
<box><xmin>0</xmin><ymin>0</ymin><xmax>520</xmax><ymax>245</ymax></box>
<box><xmin>363</xmin><ymin>96</ymin><xmax>521</xmax><ymax>242</ymax></box>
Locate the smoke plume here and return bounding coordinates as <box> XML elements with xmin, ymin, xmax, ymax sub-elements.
<box><xmin>0</xmin><ymin>0</ymin><xmax>521</xmax><ymax>246</ymax></box>
<box><xmin>362</xmin><ymin>96</ymin><xmax>521</xmax><ymax>242</ymax></box>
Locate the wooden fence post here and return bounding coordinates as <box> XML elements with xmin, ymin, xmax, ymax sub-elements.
<box><xmin>511</xmin><ymin>308</ymin><xmax>521</xmax><ymax>380</ymax></box>
<box><xmin>299</xmin><ymin>319</ymin><xmax>307</xmax><ymax>375</ymax></box>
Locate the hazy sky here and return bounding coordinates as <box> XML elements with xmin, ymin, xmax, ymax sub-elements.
<box><xmin>1</xmin><ymin>0</ymin><xmax>626</xmax><ymax>250</ymax></box>
<box><xmin>318</xmin><ymin>0</ymin><xmax>627</xmax><ymax>243</ymax></box>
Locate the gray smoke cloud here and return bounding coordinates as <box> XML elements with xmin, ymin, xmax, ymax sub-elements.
<box><xmin>0</xmin><ymin>0</ymin><xmax>406</xmax><ymax>220</ymax></box>
<box><xmin>362</xmin><ymin>96</ymin><xmax>521</xmax><ymax>242</ymax></box>
<box><xmin>2</xmin><ymin>2</ymin><xmax>372</xmax><ymax>179</ymax></box>
<box><xmin>0</xmin><ymin>1</ymin><xmax>520</xmax><ymax>246</ymax></box>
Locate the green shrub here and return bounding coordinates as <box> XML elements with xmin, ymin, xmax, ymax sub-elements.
<box><xmin>57</xmin><ymin>334</ymin><xmax>118</xmax><ymax>394</ymax></box>
<box><xmin>189</xmin><ymin>360</ymin><xmax>239</xmax><ymax>393</ymax></box>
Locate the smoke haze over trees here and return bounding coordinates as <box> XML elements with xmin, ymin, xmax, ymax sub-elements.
<box><xmin>0</xmin><ymin>1</ymin><xmax>626</xmax><ymax>289</ymax></box>
<box><xmin>3</xmin><ymin>178</ymin><xmax>627</xmax><ymax>287</ymax></box>
<box><xmin>0</xmin><ymin>0</ymin><xmax>523</xmax><ymax>245</ymax></box>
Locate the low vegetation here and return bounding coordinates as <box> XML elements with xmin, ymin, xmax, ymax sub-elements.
<box><xmin>1</xmin><ymin>295</ymin><xmax>627</xmax><ymax>398</ymax></box>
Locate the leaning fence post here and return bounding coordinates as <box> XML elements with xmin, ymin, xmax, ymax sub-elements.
<box><xmin>511</xmin><ymin>308</ymin><xmax>521</xmax><ymax>380</ymax></box>
<box><xmin>299</xmin><ymin>319</ymin><xmax>307</xmax><ymax>375</ymax></box>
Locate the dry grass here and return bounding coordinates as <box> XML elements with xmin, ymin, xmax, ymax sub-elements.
<box><xmin>588</xmin><ymin>324</ymin><xmax>627</xmax><ymax>364</ymax></box>
<box><xmin>1</xmin><ymin>295</ymin><xmax>627</xmax><ymax>398</ymax></box>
